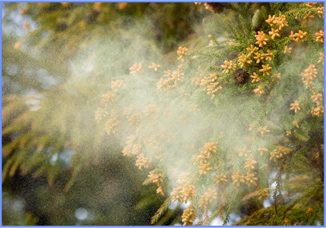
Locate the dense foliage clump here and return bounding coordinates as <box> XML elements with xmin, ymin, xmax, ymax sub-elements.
<box><xmin>96</xmin><ymin>3</ymin><xmax>324</xmax><ymax>225</ymax></box>
<box><xmin>2</xmin><ymin>2</ymin><xmax>324</xmax><ymax>226</ymax></box>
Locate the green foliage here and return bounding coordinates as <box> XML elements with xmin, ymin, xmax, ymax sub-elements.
<box><xmin>2</xmin><ymin>2</ymin><xmax>324</xmax><ymax>226</ymax></box>
<box><xmin>4</xmin><ymin>2</ymin><xmax>203</xmax><ymax>60</ymax></box>
<box><xmin>150</xmin><ymin>197</ymin><xmax>171</xmax><ymax>224</ymax></box>
<box><xmin>234</xmin><ymin>182</ymin><xmax>324</xmax><ymax>225</ymax></box>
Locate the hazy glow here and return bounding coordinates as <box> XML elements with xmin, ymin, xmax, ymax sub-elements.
<box><xmin>75</xmin><ymin>208</ymin><xmax>88</xmax><ymax>221</ymax></box>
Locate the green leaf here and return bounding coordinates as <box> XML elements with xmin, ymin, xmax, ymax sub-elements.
<box><xmin>151</xmin><ymin>197</ymin><xmax>171</xmax><ymax>224</ymax></box>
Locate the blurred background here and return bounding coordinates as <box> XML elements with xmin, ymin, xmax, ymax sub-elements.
<box><xmin>2</xmin><ymin>2</ymin><xmax>210</xmax><ymax>225</ymax></box>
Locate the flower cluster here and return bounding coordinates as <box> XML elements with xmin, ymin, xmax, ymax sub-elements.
<box><xmin>238</xmin><ymin>53</ymin><xmax>253</xmax><ymax>68</ymax></box>
<box><xmin>258</xmin><ymin>126</ymin><xmax>270</xmax><ymax>137</ymax></box>
<box><xmin>271</xmin><ymin>73</ymin><xmax>281</xmax><ymax>84</ymax></box>
<box><xmin>292</xmin><ymin>121</ymin><xmax>299</xmax><ymax>129</ymax></box>
<box><xmin>148</xmin><ymin>62</ymin><xmax>161</xmax><ymax>71</ymax></box>
<box><xmin>311</xmin><ymin>106</ymin><xmax>324</xmax><ymax>117</ymax></box>
<box><xmin>194</xmin><ymin>73</ymin><xmax>222</xmax><ymax>99</ymax></box>
<box><xmin>171</xmin><ymin>183</ymin><xmax>196</xmax><ymax>203</ymax></box>
<box><xmin>300</xmin><ymin>64</ymin><xmax>317</xmax><ymax>89</ymax></box>
<box><xmin>270</xmin><ymin>145</ymin><xmax>291</xmax><ymax>162</ymax></box>
<box><xmin>303</xmin><ymin>11</ymin><xmax>314</xmax><ymax>20</ymax></box>
<box><xmin>221</xmin><ymin>60</ymin><xmax>237</xmax><ymax>74</ymax></box>
<box><xmin>201</xmin><ymin>142</ymin><xmax>218</xmax><ymax>157</ymax></box>
<box><xmin>130</xmin><ymin>63</ymin><xmax>143</xmax><ymax>75</ymax></box>
<box><xmin>232</xmin><ymin>171</ymin><xmax>245</xmax><ymax>187</ymax></box>
<box><xmin>127</xmin><ymin>114</ymin><xmax>141</xmax><ymax>127</ymax></box>
<box><xmin>215</xmin><ymin>173</ymin><xmax>227</xmax><ymax>186</ymax></box>
<box><xmin>258</xmin><ymin>148</ymin><xmax>268</xmax><ymax>156</ymax></box>
<box><xmin>305</xmin><ymin>3</ymin><xmax>318</xmax><ymax>9</ymax></box>
<box><xmin>318</xmin><ymin>52</ymin><xmax>324</xmax><ymax>64</ymax></box>
<box><xmin>263</xmin><ymin>50</ymin><xmax>275</xmax><ymax>61</ymax></box>
<box><xmin>238</xmin><ymin>146</ymin><xmax>250</xmax><ymax>157</ymax></box>
<box><xmin>207</xmin><ymin>82</ymin><xmax>222</xmax><ymax>99</ymax></box>
<box><xmin>182</xmin><ymin>205</ymin><xmax>197</xmax><ymax>226</ymax></box>
<box><xmin>317</xmin><ymin>7</ymin><xmax>324</xmax><ymax>18</ymax></box>
<box><xmin>177</xmin><ymin>46</ymin><xmax>188</xmax><ymax>61</ymax></box>
<box><xmin>157</xmin><ymin>70</ymin><xmax>184</xmax><ymax>90</ymax></box>
<box><xmin>111</xmin><ymin>80</ymin><xmax>125</xmax><ymax>91</ymax></box>
<box><xmin>311</xmin><ymin>92</ymin><xmax>323</xmax><ymax>106</ymax></box>
<box><xmin>259</xmin><ymin>64</ymin><xmax>272</xmax><ymax>77</ymax></box>
<box><xmin>284</xmin><ymin>46</ymin><xmax>292</xmax><ymax>54</ymax></box>
<box><xmin>171</xmin><ymin>186</ymin><xmax>183</xmax><ymax>203</ymax></box>
<box><xmin>246</xmin><ymin>44</ymin><xmax>259</xmax><ymax>54</ymax></box>
<box><xmin>245</xmin><ymin>172</ymin><xmax>258</xmax><ymax>187</ymax></box>
<box><xmin>254</xmin><ymin>85</ymin><xmax>264</xmax><ymax>96</ymax></box>
<box><xmin>181</xmin><ymin>183</ymin><xmax>196</xmax><ymax>203</ymax></box>
<box><xmin>250</xmin><ymin>72</ymin><xmax>259</xmax><ymax>83</ymax></box>
<box><xmin>290</xmin><ymin>100</ymin><xmax>301</xmax><ymax>113</ymax></box>
<box><xmin>102</xmin><ymin>91</ymin><xmax>115</xmax><ymax>105</ymax></box>
<box><xmin>253</xmin><ymin>53</ymin><xmax>264</xmax><ymax>64</ymax></box>
<box><xmin>265</xmin><ymin>14</ymin><xmax>288</xmax><ymax>30</ymax></box>
<box><xmin>289</xmin><ymin>30</ymin><xmax>308</xmax><ymax>42</ymax></box>
<box><xmin>198</xmin><ymin>188</ymin><xmax>218</xmax><ymax>208</ymax></box>
<box><xmin>305</xmin><ymin>3</ymin><xmax>324</xmax><ymax>18</ymax></box>
<box><xmin>193</xmin><ymin>142</ymin><xmax>218</xmax><ymax>175</ymax></box>
<box><xmin>198</xmin><ymin>161</ymin><xmax>212</xmax><ymax>175</ymax></box>
<box><xmin>244</xmin><ymin>158</ymin><xmax>258</xmax><ymax>187</ymax></box>
<box><xmin>244</xmin><ymin>158</ymin><xmax>257</xmax><ymax>171</ymax></box>
<box><xmin>104</xmin><ymin>117</ymin><xmax>119</xmax><ymax>135</ymax></box>
<box><xmin>135</xmin><ymin>153</ymin><xmax>151</xmax><ymax>170</ymax></box>
<box><xmin>268</xmin><ymin>28</ymin><xmax>280</xmax><ymax>40</ymax></box>
<box><xmin>148</xmin><ymin>170</ymin><xmax>164</xmax><ymax>195</ymax></box>
<box><xmin>255</xmin><ymin>31</ymin><xmax>268</xmax><ymax>47</ymax></box>
<box><xmin>315</xmin><ymin>30</ymin><xmax>324</xmax><ymax>43</ymax></box>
